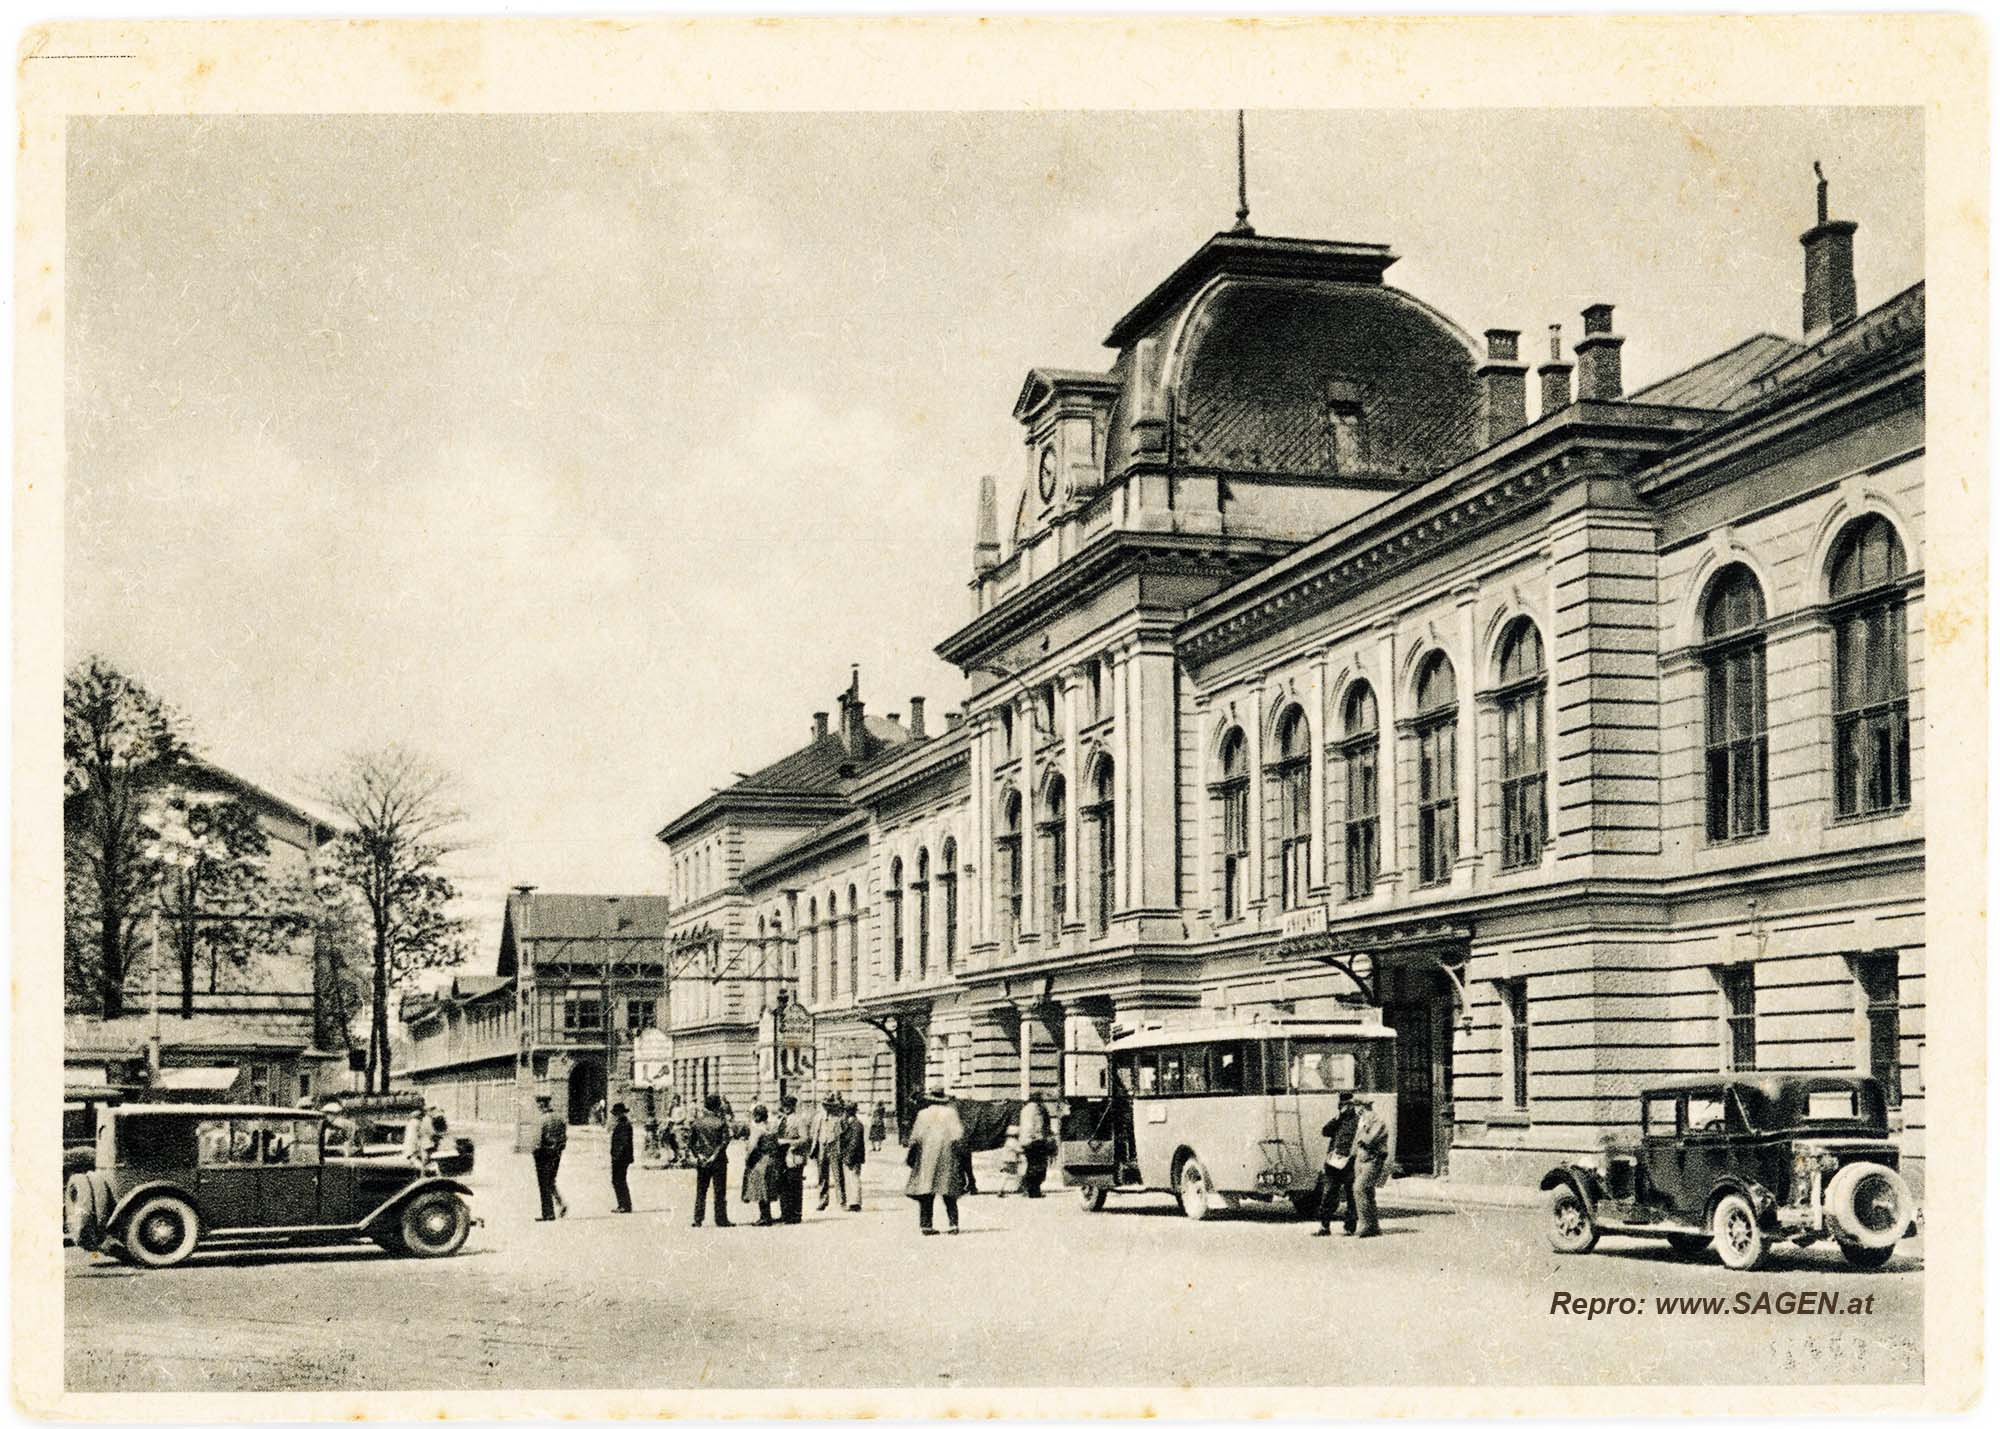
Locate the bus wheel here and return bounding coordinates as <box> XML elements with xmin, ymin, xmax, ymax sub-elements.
<box><xmin>1290</xmin><ymin>1192</ymin><xmax>1320</xmax><ymax>1219</ymax></box>
<box><xmin>1078</xmin><ymin>1186</ymin><xmax>1108</xmax><ymax>1213</ymax></box>
<box><xmin>1176</xmin><ymin>1156</ymin><xmax>1217</xmax><ymax>1222</ymax></box>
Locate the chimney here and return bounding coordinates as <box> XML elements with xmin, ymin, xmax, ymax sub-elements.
<box><xmin>839</xmin><ymin>665</ymin><xmax>866</xmax><ymax>756</ymax></box>
<box><xmin>1574</xmin><ymin>304</ymin><xmax>1625</xmax><ymax>400</ymax></box>
<box><xmin>944</xmin><ymin>710</ymin><xmax>964</xmax><ymax>732</ymax></box>
<box><xmin>1477</xmin><ymin>329</ymin><xmax>1528</xmax><ymax>445</ymax></box>
<box><xmin>1801</xmin><ymin>161</ymin><xmax>1858</xmax><ymax>342</ymax></box>
<box><xmin>974</xmin><ymin>474</ymin><xmax>1000</xmax><ymax>573</ymax></box>
<box><xmin>1538</xmin><ymin>324</ymin><xmax>1573</xmax><ymax>416</ymax></box>
<box><xmin>813</xmin><ymin>711</ymin><xmax>829</xmax><ymax>741</ymax></box>
<box><xmin>909</xmin><ymin>696</ymin><xmax>927</xmax><ymax>739</ymax></box>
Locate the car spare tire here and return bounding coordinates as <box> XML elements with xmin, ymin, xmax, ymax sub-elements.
<box><xmin>1825</xmin><ymin>1161</ymin><xmax>1914</xmax><ymax>1250</ymax></box>
<box><xmin>65</xmin><ymin>1174</ymin><xmax>103</xmax><ymax>1251</ymax></box>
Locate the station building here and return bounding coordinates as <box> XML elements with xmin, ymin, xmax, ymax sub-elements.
<box><xmin>655</xmin><ymin>177</ymin><xmax>1925</xmax><ymax>1186</ymax></box>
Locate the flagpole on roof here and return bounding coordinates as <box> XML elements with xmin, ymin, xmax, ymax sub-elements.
<box><xmin>1232</xmin><ymin>109</ymin><xmax>1254</xmax><ymax>235</ymax></box>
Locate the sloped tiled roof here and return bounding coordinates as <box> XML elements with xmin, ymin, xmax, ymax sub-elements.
<box><xmin>1629</xmin><ymin>333</ymin><xmax>1804</xmax><ymax>410</ymax></box>
<box><xmin>65</xmin><ymin>1014</ymin><xmax>313</xmax><ymax>1057</ymax></box>
<box><xmin>733</xmin><ymin>716</ymin><xmax>912</xmax><ymax>793</ymax></box>
<box><xmin>506</xmin><ymin>893</ymin><xmax>673</xmax><ymax>940</ymax></box>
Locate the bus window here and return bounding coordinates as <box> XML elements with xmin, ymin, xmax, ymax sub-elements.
<box><xmin>1158</xmin><ymin>1051</ymin><xmax>1184</xmax><ymax>1095</ymax></box>
<box><xmin>1289</xmin><ymin>1041</ymin><xmax>1361</xmax><ymax>1094</ymax></box>
<box><xmin>1113</xmin><ymin>1054</ymin><xmax>1137</xmax><ymax>1096</ymax></box>
<box><xmin>1210</xmin><ymin>1042</ymin><xmax>1247</xmax><ymax>1093</ymax></box>
<box><xmin>1135</xmin><ymin>1056</ymin><xmax>1158</xmax><ymax>1097</ymax></box>
<box><xmin>1183</xmin><ymin>1047</ymin><xmax>1211</xmax><ymax>1094</ymax></box>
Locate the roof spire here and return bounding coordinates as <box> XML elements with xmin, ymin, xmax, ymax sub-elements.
<box><xmin>1232</xmin><ymin>109</ymin><xmax>1254</xmax><ymax>235</ymax></box>
<box><xmin>1814</xmin><ymin>160</ymin><xmax>1829</xmax><ymax>225</ymax></box>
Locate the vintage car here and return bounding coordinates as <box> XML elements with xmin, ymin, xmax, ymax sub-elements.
<box><xmin>321</xmin><ymin>1093</ymin><xmax>475</xmax><ymax>1177</ymax></box>
<box><xmin>64</xmin><ymin>1104</ymin><xmax>476</xmax><ymax>1268</ymax></box>
<box><xmin>1540</xmin><ymin>1074</ymin><xmax>1919</xmax><ymax>1270</ymax></box>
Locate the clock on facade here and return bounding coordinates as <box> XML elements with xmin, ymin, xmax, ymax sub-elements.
<box><xmin>1037</xmin><ymin>445</ymin><xmax>1059</xmax><ymax>504</ymax></box>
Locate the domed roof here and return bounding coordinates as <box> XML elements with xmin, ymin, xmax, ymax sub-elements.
<box><xmin>1170</xmin><ymin>278</ymin><xmax>1480</xmax><ymax>479</ymax></box>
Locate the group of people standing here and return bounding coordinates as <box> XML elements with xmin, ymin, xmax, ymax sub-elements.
<box><xmin>738</xmin><ymin>1093</ymin><xmax>869</xmax><ymax>1226</ymax></box>
<box><xmin>1310</xmin><ymin>1090</ymin><xmax>1390</xmax><ymax>1238</ymax></box>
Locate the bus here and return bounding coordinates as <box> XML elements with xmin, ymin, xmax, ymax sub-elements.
<box><xmin>1058</xmin><ymin>1018</ymin><xmax>1397</xmax><ymax>1220</ymax></box>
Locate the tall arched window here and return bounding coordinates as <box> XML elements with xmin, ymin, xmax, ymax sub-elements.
<box><xmin>1497</xmin><ymin>620</ymin><xmax>1548</xmax><ymax>867</ymax></box>
<box><xmin>806</xmin><ymin>898</ymin><xmax>819</xmax><ymax>1004</ymax></box>
<box><xmin>845</xmin><ymin>884</ymin><xmax>859</xmax><ymax>997</ymax></box>
<box><xmin>913</xmin><ymin>849</ymin><xmax>931</xmax><ymax>979</ymax></box>
<box><xmin>1702</xmin><ymin>565</ymin><xmax>1769</xmax><ymax>841</ymax></box>
<box><xmin>1271</xmin><ymin>708</ymin><xmax>1312</xmax><ymax>909</ymax></box>
<box><xmin>1829</xmin><ymin>516</ymin><xmax>1911</xmax><ymax>817</ymax></box>
<box><xmin>939</xmin><ymin>840</ymin><xmax>958</xmax><ymax>969</ymax></box>
<box><xmin>1216</xmin><ymin>729</ymin><xmax>1250</xmax><ymax>920</ymax></box>
<box><xmin>887</xmin><ymin>858</ymin><xmax>905</xmax><ymax>981</ymax></box>
<box><xmin>1414</xmin><ymin>654</ymin><xmax>1458</xmax><ymax>886</ymax></box>
<box><xmin>1341</xmin><ymin>682</ymin><xmax>1379</xmax><ymax>900</ymax></box>
<box><xmin>998</xmin><ymin>791</ymin><xmax>1023</xmax><ymax>942</ymax></box>
<box><xmin>1084</xmin><ymin>759</ymin><xmax>1115</xmax><ymax>934</ymax></box>
<box><xmin>1040</xmin><ymin>775</ymin><xmax>1068</xmax><ymax>933</ymax></box>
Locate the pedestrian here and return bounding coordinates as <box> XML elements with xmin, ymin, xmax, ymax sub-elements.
<box><xmin>742</xmin><ymin>1105</ymin><xmax>781</xmax><ymax>1226</ymax></box>
<box><xmin>869</xmin><ymin>1101</ymin><xmax>887</xmax><ymax>1151</ymax></box>
<box><xmin>904</xmin><ymin>1086</ymin><xmax>967</xmax><ymax>1236</ymax></box>
<box><xmin>995</xmin><ymin>1129</ymin><xmax>1024</xmax><ymax>1197</ymax></box>
<box><xmin>688</xmin><ymin>1093</ymin><xmax>732</xmax><ymax>1228</ymax></box>
<box><xmin>663</xmin><ymin>1095</ymin><xmax>689</xmax><ymax>1163</ymax></box>
<box><xmin>1017</xmin><ymin>1095</ymin><xmax>1052</xmax><ymax>1198</ymax></box>
<box><xmin>836</xmin><ymin>1098</ymin><xmax>867</xmax><ymax>1210</ymax></box>
<box><xmin>532</xmin><ymin>1093</ymin><xmax>569</xmax><ymax>1222</ymax></box>
<box><xmin>609</xmin><ymin>1102</ymin><xmax>635</xmax><ymax>1213</ymax></box>
<box><xmin>811</xmin><ymin>1094</ymin><xmax>840</xmax><ymax>1211</ymax></box>
<box><xmin>1351</xmin><ymin>1097</ymin><xmax>1390</xmax><ymax>1238</ymax></box>
<box><xmin>1313</xmin><ymin>1091</ymin><xmax>1361</xmax><ymax>1237</ymax></box>
<box><xmin>775</xmin><ymin>1094</ymin><xmax>809</xmax><ymax>1224</ymax></box>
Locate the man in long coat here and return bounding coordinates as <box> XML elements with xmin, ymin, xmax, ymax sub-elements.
<box><xmin>774</xmin><ymin>1095</ymin><xmax>809</xmax><ymax>1224</ymax></box>
<box><xmin>1017</xmin><ymin>1096</ymin><xmax>1052</xmax><ymax>1198</ymax></box>
<box><xmin>1313</xmin><ymin>1092</ymin><xmax>1360</xmax><ymax>1236</ymax></box>
<box><xmin>608</xmin><ymin>1102</ymin><xmax>635</xmax><ymax>1213</ymax></box>
<box><xmin>1351</xmin><ymin>1099</ymin><xmax>1391</xmax><ymax>1238</ymax></box>
<box><xmin>836</xmin><ymin>1099</ymin><xmax>867</xmax><ymax>1210</ymax></box>
<box><xmin>903</xmin><ymin>1087</ymin><xmax>967</xmax><ymax>1235</ymax></box>
<box><xmin>687</xmin><ymin>1094</ymin><xmax>733</xmax><ymax>1228</ymax></box>
<box><xmin>532</xmin><ymin>1094</ymin><xmax>568</xmax><ymax>1222</ymax></box>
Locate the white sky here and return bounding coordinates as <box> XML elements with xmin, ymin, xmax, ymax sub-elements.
<box><xmin>64</xmin><ymin>108</ymin><xmax>1923</xmax><ymax>942</ymax></box>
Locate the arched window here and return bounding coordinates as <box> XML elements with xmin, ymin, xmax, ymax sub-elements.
<box><xmin>998</xmin><ymin>706</ymin><xmax>1016</xmax><ymax>760</ymax></box>
<box><xmin>1216</xmin><ymin>729</ymin><xmax>1250</xmax><ymax>920</ymax></box>
<box><xmin>1497</xmin><ymin>620</ymin><xmax>1548</xmax><ymax>867</ymax></box>
<box><xmin>1414</xmin><ymin>654</ymin><xmax>1458</xmax><ymax>886</ymax></box>
<box><xmin>939</xmin><ymin>840</ymin><xmax>958</xmax><ymax>969</ymax></box>
<box><xmin>845</xmin><ymin>884</ymin><xmax>860</xmax><ymax>997</ymax></box>
<box><xmin>806</xmin><ymin>898</ymin><xmax>819</xmax><ymax>1004</ymax></box>
<box><xmin>1702</xmin><ymin>565</ymin><xmax>1769</xmax><ymax>841</ymax></box>
<box><xmin>1271</xmin><ymin>708</ymin><xmax>1312</xmax><ymax>909</ymax></box>
<box><xmin>997</xmin><ymin>791</ymin><xmax>1023</xmax><ymax>942</ymax></box>
<box><xmin>887</xmin><ymin>858</ymin><xmax>905</xmax><ymax>981</ymax></box>
<box><xmin>913</xmin><ymin>849</ymin><xmax>931</xmax><ymax>979</ymax></box>
<box><xmin>1341</xmin><ymin>682</ymin><xmax>1380</xmax><ymax>900</ymax></box>
<box><xmin>1084</xmin><ymin>759</ymin><xmax>1115</xmax><ymax>934</ymax></box>
<box><xmin>1040</xmin><ymin>775</ymin><xmax>1068</xmax><ymax>933</ymax></box>
<box><xmin>1829</xmin><ymin>517</ymin><xmax>1911</xmax><ymax>817</ymax></box>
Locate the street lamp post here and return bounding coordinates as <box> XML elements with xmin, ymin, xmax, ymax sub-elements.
<box><xmin>604</xmin><ymin>897</ymin><xmax>620</xmax><ymax>1124</ymax></box>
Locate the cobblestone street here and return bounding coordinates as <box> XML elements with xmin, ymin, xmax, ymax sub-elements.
<box><xmin>63</xmin><ymin>1130</ymin><xmax>1922</xmax><ymax>1393</ymax></box>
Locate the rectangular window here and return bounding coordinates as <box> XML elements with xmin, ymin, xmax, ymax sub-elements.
<box><xmin>1643</xmin><ymin>1096</ymin><xmax>1679</xmax><ymax>1138</ymax></box>
<box><xmin>1500</xmin><ymin>686</ymin><xmax>1547</xmax><ymax>867</ymax></box>
<box><xmin>1043</xmin><ymin>823</ymin><xmax>1068</xmax><ymax>931</ymax></box>
<box><xmin>1834</xmin><ymin>601</ymin><xmax>1911</xmax><ymax>817</ymax></box>
<box><xmin>1705</xmin><ymin>642</ymin><xmax>1769</xmax><ymax>840</ymax></box>
<box><xmin>1343</xmin><ymin>742</ymin><xmax>1378</xmax><ymax>900</ymax></box>
<box><xmin>1090</xmin><ymin>808</ymin><xmax>1114</xmax><ymax>935</ymax></box>
<box><xmin>941</xmin><ymin>873</ymin><xmax>958</xmax><ymax>968</ymax></box>
<box><xmin>1857</xmin><ymin>953</ymin><xmax>1902</xmax><ymax>1108</ymax></box>
<box><xmin>1276</xmin><ymin>760</ymin><xmax>1311</xmax><ymax>909</ymax></box>
<box><xmin>626</xmin><ymin>998</ymin><xmax>655</xmax><ymax>1031</ymax></box>
<box><xmin>1501</xmin><ymin>979</ymin><xmax>1530</xmax><ymax>1111</ymax></box>
<box><xmin>1718</xmin><ymin>965</ymin><xmax>1756</xmax><ymax>1071</ymax></box>
<box><xmin>998</xmin><ymin>835</ymin><xmax>1022</xmax><ymax>941</ymax></box>
<box><xmin>1417</xmin><ymin>720</ymin><xmax>1458</xmax><ymax>885</ymax></box>
<box><xmin>914</xmin><ymin>880</ymin><xmax>929</xmax><ymax>978</ymax></box>
<box><xmin>888</xmin><ymin>889</ymin><xmax>904</xmax><ymax>980</ymax></box>
<box><xmin>1220</xmin><ymin>780</ymin><xmax>1250</xmax><ymax>920</ymax></box>
<box><xmin>563</xmin><ymin>993</ymin><xmax>603</xmax><ymax>1033</ymax></box>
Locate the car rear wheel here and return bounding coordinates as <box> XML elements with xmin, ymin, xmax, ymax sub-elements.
<box><xmin>1078</xmin><ymin>1185</ymin><xmax>1108</xmax><ymax>1213</ymax></box>
<box><xmin>1546</xmin><ymin>1185</ymin><xmax>1598</xmax><ymax>1254</ymax></box>
<box><xmin>1667</xmin><ymin>1233</ymin><xmax>1713</xmax><ymax>1260</ymax></box>
<box><xmin>122</xmin><ymin>1194</ymin><xmax>200</xmax><ymax>1268</ymax></box>
<box><xmin>1825</xmin><ymin>1162</ymin><xmax>1914</xmax><ymax>1250</ymax></box>
<box><xmin>1712</xmin><ymin>1193</ymin><xmax>1768</xmax><ymax>1271</ymax></box>
<box><xmin>399</xmin><ymin>1191</ymin><xmax>471</xmax><ymax>1258</ymax></box>
<box><xmin>1840</xmin><ymin>1242</ymin><xmax>1896</xmax><ymax>1270</ymax></box>
<box><xmin>1176</xmin><ymin>1156</ymin><xmax>1217</xmax><ymax>1222</ymax></box>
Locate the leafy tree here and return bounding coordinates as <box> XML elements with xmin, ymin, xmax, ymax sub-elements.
<box><xmin>321</xmin><ymin>746</ymin><xmax>471</xmax><ymax>1091</ymax></box>
<box><xmin>63</xmin><ymin>658</ymin><xmax>189</xmax><ymax>1017</ymax></box>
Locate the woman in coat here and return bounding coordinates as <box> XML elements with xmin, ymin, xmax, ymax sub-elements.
<box><xmin>740</xmin><ymin>1105</ymin><xmax>781</xmax><ymax>1226</ymax></box>
<box><xmin>903</xmin><ymin>1088</ymin><xmax>967</xmax><ymax>1235</ymax></box>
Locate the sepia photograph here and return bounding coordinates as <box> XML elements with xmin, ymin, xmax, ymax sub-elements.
<box><xmin>12</xmin><ymin>15</ymin><xmax>1987</xmax><ymax>1421</ymax></box>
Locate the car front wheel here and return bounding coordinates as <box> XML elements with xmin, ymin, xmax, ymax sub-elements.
<box><xmin>1712</xmin><ymin>1193</ymin><xmax>1769</xmax><ymax>1271</ymax></box>
<box><xmin>122</xmin><ymin>1194</ymin><xmax>200</xmax><ymax>1269</ymax></box>
<box><xmin>399</xmin><ymin>1191</ymin><xmax>471</xmax><ymax>1258</ymax></box>
<box><xmin>1176</xmin><ymin>1156</ymin><xmax>1217</xmax><ymax>1222</ymax></box>
<box><xmin>1546</xmin><ymin>1185</ymin><xmax>1598</xmax><ymax>1253</ymax></box>
<box><xmin>1078</xmin><ymin>1185</ymin><xmax>1108</xmax><ymax>1213</ymax></box>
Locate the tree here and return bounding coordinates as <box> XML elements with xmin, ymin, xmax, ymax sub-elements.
<box><xmin>321</xmin><ymin>746</ymin><xmax>471</xmax><ymax>1091</ymax></box>
<box><xmin>64</xmin><ymin>658</ymin><xmax>190</xmax><ymax>1017</ymax></box>
<box><xmin>144</xmin><ymin>789</ymin><xmax>310</xmax><ymax>1017</ymax></box>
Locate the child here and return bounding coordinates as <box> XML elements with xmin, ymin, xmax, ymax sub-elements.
<box><xmin>869</xmin><ymin>1101</ymin><xmax>888</xmax><ymax>1151</ymax></box>
<box><xmin>995</xmin><ymin>1128</ymin><xmax>1025</xmax><ymax>1197</ymax></box>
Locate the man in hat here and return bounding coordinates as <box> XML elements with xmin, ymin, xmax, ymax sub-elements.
<box><xmin>810</xmin><ymin>1093</ymin><xmax>842</xmax><ymax>1211</ymax></box>
<box><xmin>1312</xmin><ymin>1090</ymin><xmax>1360</xmax><ymax>1236</ymax></box>
<box><xmin>609</xmin><ymin>1101</ymin><xmax>635</xmax><ymax>1213</ymax></box>
<box><xmin>687</xmin><ymin>1093</ymin><xmax>733</xmax><ymax>1228</ymax></box>
<box><xmin>774</xmin><ymin>1094</ymin><xmax>809</xmax><ymax>1224</ymax></box>
<box><xmin>532</xmin><ymin>1093</ymin><xmax>568</xmax><ymax>1221</ymax></box>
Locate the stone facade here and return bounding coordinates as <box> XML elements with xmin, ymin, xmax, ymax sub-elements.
<box><xmin>657</xmin><ymin>185</ymin><xmax>1924</xmax><ymax>1188</ymax></box>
